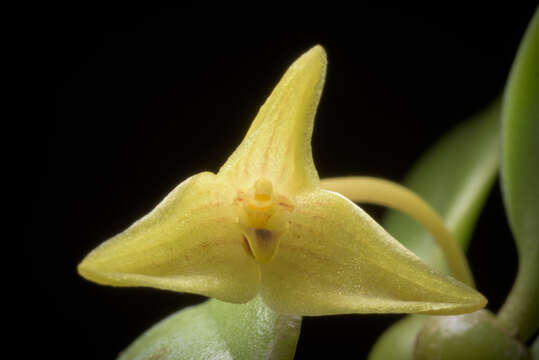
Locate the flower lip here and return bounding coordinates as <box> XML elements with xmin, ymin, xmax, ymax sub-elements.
<box><xmin>238</xmin><ymin>178</ymin><xmax>291</xmax><ymax>264</ymax></box>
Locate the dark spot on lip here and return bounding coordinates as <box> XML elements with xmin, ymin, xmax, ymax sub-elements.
<box><xmin>242</xmin><ymin>235</ymin><xmax>254</xmax><ymax>258</ymax></box>
<box><xmin>254</xmin><ymin>228</ymin><xmax>273</xmax><ymax>246</ymax></box>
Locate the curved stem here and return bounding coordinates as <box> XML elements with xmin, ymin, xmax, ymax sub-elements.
<box><xmin>498</xmin><ymin>8</ymin><xmax>539</xmax><ymax>342</ymax></box>
<box><xmin>497</xmin><ymin>261</ymin><xmax>539</xmax><ymax>341</ymax></box>
<box><xmin>320</xmin><ymin>176</ymin><xmax>475</xmax><ymax>287</ymax></box>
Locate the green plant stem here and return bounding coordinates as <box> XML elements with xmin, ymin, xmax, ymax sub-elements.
<box><xmin>497</xmin><ymin>263</ymin><xmax>539</xmax><ymax>340</ymax></box>
<box><xmin>498</xmin><ymin>6</ymin><xmax>539</xmax><ymax>342</ymax></box>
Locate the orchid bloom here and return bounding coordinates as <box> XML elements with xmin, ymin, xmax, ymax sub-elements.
<box><xmin>78</xmin><ymin>45</ymin><xmax>486</xmax><ymax>316</ymax></box>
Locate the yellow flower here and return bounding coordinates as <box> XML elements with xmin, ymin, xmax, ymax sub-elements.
<box><xmin>78</xmin><ymin>45</ymin><xmax>486</xmax><ymax>316</ymax></box>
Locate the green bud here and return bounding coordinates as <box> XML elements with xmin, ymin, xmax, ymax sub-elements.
<box><xmin>415</xmin><ymin>310</ymin><xmax>530</xmax><ymax>360</ymax></box>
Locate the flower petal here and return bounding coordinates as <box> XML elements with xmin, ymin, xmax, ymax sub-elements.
<box><xmin>259</xmin><ymin>189</ymin><xmax>487</xmax><ymax>316</ymax></box>
<box><xmin>218</xmin><ymin>45</ymin><xmax>327</xmax><ymax>195</ymax></box>
<box><xmin>78</xmin><ymin>172</ymin><xmax>260</xmax><ymax>303</ymax></box>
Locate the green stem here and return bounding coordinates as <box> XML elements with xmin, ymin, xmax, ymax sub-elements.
<box><xmin>498</xmin><ymin>7</ymin><xmax>539</xmax><ymax>342</ymax></box>
<box><xmin>321</xmin><ymin>176</ymin><xmax>475</xmax><ymax>287</ymax></box>
<box><xmin>496</xmin><ymin>256</ymin><xmax>539</xmax><ymax>341</ymax></box>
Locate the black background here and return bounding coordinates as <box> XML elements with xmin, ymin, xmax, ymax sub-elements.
<box><xmin>38</xmin><ymin>3</ymin><xmax>537</xmax><ymax>359</ymax></box>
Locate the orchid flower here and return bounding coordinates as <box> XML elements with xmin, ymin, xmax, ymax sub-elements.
<box><xmin>78</xmin><ymin>45</ymin><xmax>486</xmax><ymax>316</ymax></box>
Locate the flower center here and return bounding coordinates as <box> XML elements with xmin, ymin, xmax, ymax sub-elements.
<box><xmin>238</xmin><ymin>179</ymin><xmax>292</xmax><ymax>264</ymax></box>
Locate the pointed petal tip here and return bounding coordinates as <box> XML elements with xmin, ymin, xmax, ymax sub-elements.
<box><xmin>77</xmin><ymin>259</ymin><xmax>89</xmax><ymax>279</ymax></box>
<box><xmin>297</xmin><ymin>44</ymin><xmax>327</xmax><ymax>72</ymax></box>
<box><xmin>77</xmin><ymin>255</ymin><xmax>113</xmax><ymax>286</ymax></box>
<box><xmin>307</xmin><ymin>44</ymin><xmax>326</xmax><ymax>57</ymax></box>
<box><xmin>472</xmin><ymin>291</ymin><xmax>488</xmax><ymax>311</ymax></box>
<box><xmin>449</xmin><ymin>279</ymin><xmax>489</xmax><ymax>314</ymax></box>
<box><xmin>421</xmin><ymin>288</ymin><xmax>488</xmax><ymax>315</ymax></box>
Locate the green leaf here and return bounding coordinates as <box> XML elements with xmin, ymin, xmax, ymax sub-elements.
<box><xmin>118</xmin><ymin>296</ymin><xmax>301</xmax><ymax>360</ymax></box>
<box><xmin>367</xmin><ymin>101</ymin><xmax>500</xmax><ymax>360</ymax></box>
<box><xmin>498</xmin><ymin>6</ymin><xmax>539</xmax><ymax>342</ymax></box>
